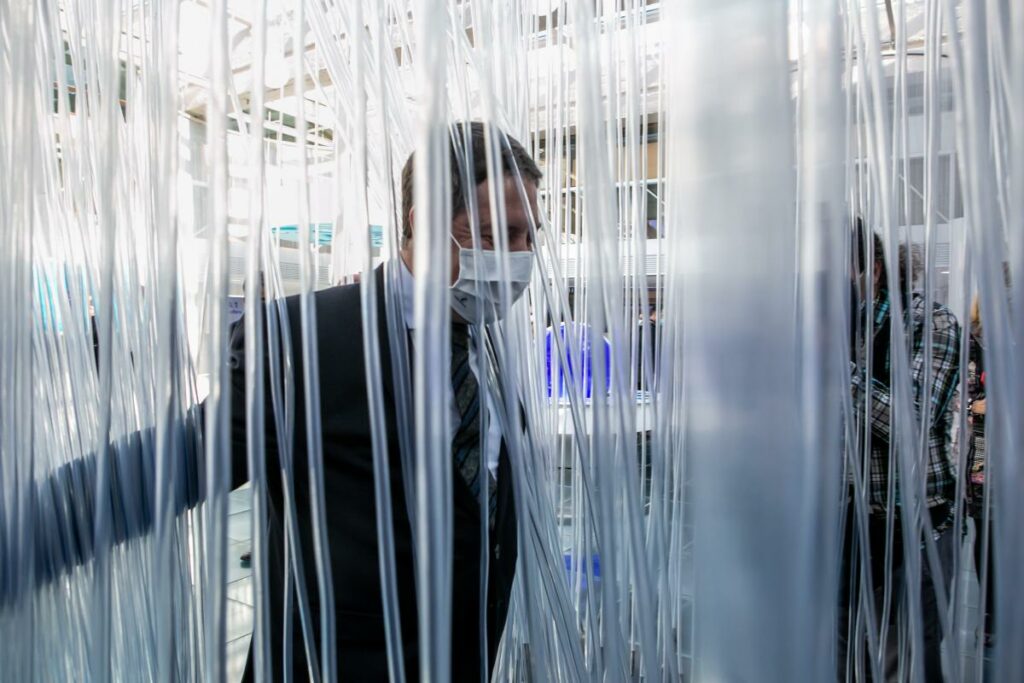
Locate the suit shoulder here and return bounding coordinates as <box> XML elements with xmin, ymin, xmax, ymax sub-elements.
<box><xmin>281</xmin><ymin>282</ymin><xmax>362</xmax><ymax>318</ymax></box>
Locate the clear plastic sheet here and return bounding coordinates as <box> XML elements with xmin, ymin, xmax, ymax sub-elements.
<box><xmin>1</xmin><ymin>1</ymin><xmax>1020</xmax><ymax>682</ymax></box>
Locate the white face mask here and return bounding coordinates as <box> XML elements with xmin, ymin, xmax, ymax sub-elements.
<box><xmin>449</xmin><ymin>237</ymin><xmax>534</xmax><ymax>324</ymax></box>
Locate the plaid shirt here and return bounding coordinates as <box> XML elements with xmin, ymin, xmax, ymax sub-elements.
<box><xmin>850</xmin><ymin>291</ymin><xmax>961</xmax><ymax>513</ymax></box>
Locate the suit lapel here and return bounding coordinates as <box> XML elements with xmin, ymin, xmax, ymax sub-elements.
<box><xmin>373</xmin><ymin>264</ymin><xmax>398</xmax><ymax>408</ymax></box>
<box><xmin>494</xmin><ymin>443</ymin><xmax>513</xmax><ymax>536</ymax></box>
<box><xmin>373</xmin><ymin>263</ymin><xmax>424</xmax><ymax>530</ymax></box>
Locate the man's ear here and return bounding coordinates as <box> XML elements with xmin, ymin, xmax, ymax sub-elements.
<box><xmin>406</xmin><ymin>207</ymin><xmax>415</xmax><ymax>240</ymax></box>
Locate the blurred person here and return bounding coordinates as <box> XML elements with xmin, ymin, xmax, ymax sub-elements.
<box><xmin>965</xmin><ymin>263</ymin><xmax>1011</xmax><ymax>660</ymax></box>
<box><xmin>966</xmin><ymin>294</ymin><xmax>993</xmax><ymax>653</ymax></box>
<box><xmin>838</xmin><ymin>220</ymin><xmax>961</xmax><ymax>682</ymax></box>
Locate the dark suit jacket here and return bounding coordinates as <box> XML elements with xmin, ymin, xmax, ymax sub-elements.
<box><xmin>234</xmin><ymin>265</ymin><xmax>518</xmax><ymax>682</ymax></box>
<box><xmin>22</xmin><ymin>266</ymin><xmax>516</xmax><ymax>681</ymax></box>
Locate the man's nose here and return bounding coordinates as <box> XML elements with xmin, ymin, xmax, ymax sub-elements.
<box><xmin>511</xmin><ymin>237</ymin><xmax>532</xmax><ymax>252</ymax></box>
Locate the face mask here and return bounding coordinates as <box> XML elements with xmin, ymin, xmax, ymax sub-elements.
<box><xmin>449</xmin><ymin>237</ymin><xmax>534</xmax><ymax>324</ymax></box>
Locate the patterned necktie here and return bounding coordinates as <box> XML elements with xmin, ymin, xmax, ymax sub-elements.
<box><xmin>450</xmin><ymin>324</ymin><xmax>497</xmax><ymax>526</ymax></box>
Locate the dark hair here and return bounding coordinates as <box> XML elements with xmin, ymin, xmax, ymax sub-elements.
<box><xmin>852</xmin><ymin>215</ymin><xmax>915</xmax><ymax>295</ymax></box>
<box><xmin>400</xmin><ymin>121</ymin><xmax>542</xmax><ymax>244</ymax></box>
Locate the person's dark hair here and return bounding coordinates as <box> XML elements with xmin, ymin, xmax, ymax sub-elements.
<box><xmin>852</xmin><ymin>215</ymin><xmax>915</xmax><ymax>295</ymax></box>
<box><xmin>400</xmin><ymin>121</ymin><xmax>542</xmax><ymax>245</ymax></box>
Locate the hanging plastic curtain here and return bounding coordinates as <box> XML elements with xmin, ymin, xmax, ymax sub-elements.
<box><xmin>0</xmin><ymin>0</ymin><xmax>1020</xmax><ymax>682</ymax></box>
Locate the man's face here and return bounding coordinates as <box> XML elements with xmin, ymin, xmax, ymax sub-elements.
<box><xmin>448</xmin><ymin>175</ymin><xmax>539</xmax><ymax>286</ymax></box>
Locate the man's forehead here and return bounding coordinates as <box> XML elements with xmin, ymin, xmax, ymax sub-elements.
<box><xmin>473</xmin><ymin>174</ymin><xmax>537</xmax><ymax>195</ymax></box>
<box><xmin>470</xmin><ymin>180</ymin><xmax>537</xmax><ymax>211</ymax></box>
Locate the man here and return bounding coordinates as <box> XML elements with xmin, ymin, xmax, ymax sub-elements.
<box><xmin>25</xmin><ymin>122</ymin><xmax>541</xmax><ymax>681</ymax></box>
<box><xmin>231</xmin><ymin>121</ymin><xmax>542</xmax><ymax>681</ymax></box>
<box><xmin>838</xmin><ymin>222</ymin><xmax>961</xmax><ymax>681</ymax></box>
